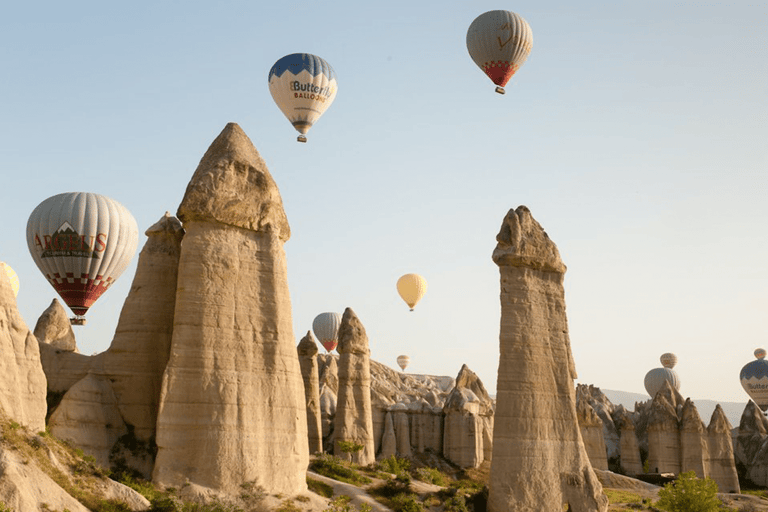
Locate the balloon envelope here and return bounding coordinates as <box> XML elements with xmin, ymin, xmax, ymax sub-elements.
<box><xmin>26</xmin><ymin>192</ymin><xmax>139</xmax><ymax>318</ymax></box>
<box><xmin>397</xmin><ymin>273</ymin><xmax>427</xmax><ymax>311</ymax></box>
<box><xmin>660</xmin><ymin>353</ymin><xmax>677</xmax><ymax>369</ymax></box>
<box><xmin>268</xmin><ymin>53</ymin><xmax>338</xmax><ymax>142</ymax></box>
<box><xmin>0</xmin><ymin>262</ymin><xmax>19</xmax><ymax>297</ymax></box>
<box><xmin>397</xmin><ymin>355</ymin><xmax>410</xmax><ymax>371</ymax></box>
<box><xmin>312</xmin><ymin>312</ymin><xmax>342</xmax><ymax>352</ymax></box>
<box><xmin>466</xmin><ymin>10</ymin><xmax>533</xmax><ymax>94</ymax></box>
<box><xmin>741</xmin><ymin>350</ymin><xmax>768</xmax><ymax>411</ymax></box>
<box><xmin>644</xmin><ymin>367</ymin><xmax>680</xmax><ymax>398</ymax></box>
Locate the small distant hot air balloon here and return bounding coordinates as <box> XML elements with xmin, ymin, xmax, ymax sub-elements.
<box><xmin>312</xmin><ymin>312</ymin><xmax>342</xmax><ymax>352</ymax></box>
<box><xmin>397</xmin><ymin>273</ymin><xmax>427</xmax><ymax>311</ymax></box>
<box><xmin>0</xmin><ymin>262</ymin><xmax>19</xmax><ymax>297</ymax></box>
<box><xmin>741</xmin><ymin>349</ymin><xmax>768</xmax><ymax>411</ymax></box>
<box><xmin>268</xmin><ymin>53</ymin><xmax>338</xmax><ymax>143</ymax></box>
<box><xmin>466</xmin><ymin>10</ymin><xmax>533</xmax><ymax>94</ymax></box>
<box><xmin>644</xmin><ymin>353</ymin><xmax>680</xmax><ymax>398</ymax></box>
<box><xmin>397</xmin><ymin>355</ymin><xmax>410</xmax><ymax>371</ymax></box>
<box><xmin>26</xmin><ymin>192</ymin><xmax>139</xmax><ymax>325</ymax></box>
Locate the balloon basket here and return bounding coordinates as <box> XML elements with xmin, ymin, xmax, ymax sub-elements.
<box><xmin>297</xmin><ymin>135</ymin><xmax>307</xmax><ymax>143</ymax></box>
<box><xmin>70</xmin><ymin>317</ymin><xmax>87</xmax><ymax>326</ymax></box>
<box><xmin>495</xmin><ymin>86</ymin><xmax>506</xmax><ymax>95</ymax></box>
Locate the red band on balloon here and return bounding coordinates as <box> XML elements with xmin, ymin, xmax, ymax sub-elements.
<box><xmin>45</xmin><ymin>272</ymin><xmax>115</xmax><ymax>316</ymax></box>
<box><xmin>482</xmin><ymin>61</ymin><xmax>518</xmax><ymax>87</ymax></box>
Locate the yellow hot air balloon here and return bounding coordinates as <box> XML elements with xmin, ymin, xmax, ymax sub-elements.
<box><xmin>397</xmin><ymin>355</ymin><xmax>410</xmax><ymax>371</ymax></box>
<box><xmin>0</xmin><ymin>262</ymin><xmax>19</xmax><ymax>297</ymax></box>
<box><xmin>397</xmin><ymin>273</ymin><xmax>427</xmax><ymax>311</ymax></box>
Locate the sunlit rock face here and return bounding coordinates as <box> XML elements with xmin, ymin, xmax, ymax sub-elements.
<box><xmin>0</xmin><ymin>266</ymin><xmax>47</xmax><ymax>432</ymax></box>
<box><xmin>99</xmin><ymin>212</ymin><xmax>184</xmax><ymax>443</ymax></box>
<box><xmin>489</xmin><ymin>206</ymin><xmax>608</xmax><ymax>512</ymax></box>
<box><xmin>298</xmin><ymin>331</ymin><xmax>323</xmax><ymax>454</ymax></box>
<box><xmin>34</xmin><ymin>299</ymin><xmax>78</xmax><ymax>352</ymax></box>
<box><xmin>577</xmin><ymin>395</ymin><xmax>609</xmax><ymax>471</ymax></box>
<box><xmin>333</xmin><ymin>308</ymin><xmax>376</xmax><ymax>466</ymax></box>
<box><xmin>707</xmin><ymin>405</ymin><xmax>739</xmax><ymax>493</ymax></box>
<box><xmin>152</xmin><ymin>123</ymin><xmax>308</xmax><ymax>496</ymax></box>
<box><xmin>443</xmin><ymin>364</ymin><xmax>494</xmax><ymax>469</ymax></box>
<box><xmin>48</xmin><ymin>373</ymin><xmax>127</xmax><ymax>468</ymax></box>
<box><xmin>613</xmin><ymin>407</ymin><xmax>643</xmax><ymax>476</ymax></box>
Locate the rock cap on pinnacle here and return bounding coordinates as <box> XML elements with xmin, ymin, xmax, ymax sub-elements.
<box><xmin>177</xmin><ymin>123</ymin><xmax>290</xmax><ymax>240</ymax></box>
<box><xmin>298</xmin><ymin>331</ymin><xmax>319</xmax><ymax>357</ymax></box>
<box><xmin>337</xmin><ymin>308</ymin><xmax>370</xmax><ymax>356</ymax></box>
<box><xmin>492</xmin><ymin>205</ymin><xmax>566</xmax><ymax>273</ymax></box>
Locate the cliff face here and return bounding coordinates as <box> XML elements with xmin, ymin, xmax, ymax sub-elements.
<box><xmin>152</xmin><ymin>123</ymin><xmax>308</xmax><ymax>495</ymax></box>
<box><xmin>489</xmin><ymin>206</ymin><xmax>608</xmax><ymax>512</ymax></box>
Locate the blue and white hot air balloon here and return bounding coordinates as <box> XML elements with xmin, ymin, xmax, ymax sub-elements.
<box><xmin>268</xmin><ymin>53</ymin><xmax>338</xmax><ymax>143</ymax></box>
<box><xmin>741</xmin><ymin>348</ymin><xmax>768</xmax><ymax>412</ymax></box>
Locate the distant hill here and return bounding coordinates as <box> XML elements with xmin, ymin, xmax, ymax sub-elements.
<box><xmin>601</xmin><ymin>388</ymin><xmax>747</xmax><ymax>428</ymax></box>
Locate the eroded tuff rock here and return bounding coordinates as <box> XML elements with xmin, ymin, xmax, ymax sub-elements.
<box><xmin>614</xmin><ymin>408</ymin><xmax>642</xmax><ymax>475</ymax></box>
<box><xmin>334</xmin><ymin>308</ymin><xmax>375</xmax><ymax>465</ymax></box>
<box><xmin>48</xmin><ymin>373</ymin><xmax>128</xmax><ymax>468</ymax></box>
<box><xmin>443</xmin><ymin>364</ymin><xmax>494</xmax><ymax>468</ymax></box>
<box><xmin>298</xmin><ymin>331</ymin><xmax>323</xmax><ymax>454</ymax></box>
<box><xmin>0</xmin><ymin>261</ymin><xmax>46</xmax><ymax>432</ymax></box>
<box><xmin>153</xmin><ymin>123</ymin><xmax>308</xmax><ymax>495</ymax></box>
<box><xmin>736</xmin><ymin>400</ymin><xmax>768</xmax><ymax>487</ymax></box>
<box><xmin>489</xmin><ymin>206</ymin><xmax>608</xmax><ymax>512</ymax></box>
<box><xmin>577</xmin><ymin>396</ymin><xmax>608</xmax><ymax>471</ymax></box>
<box><xmin>707</xmin><ymin>405</ymin><xmax>739</xmax><ymax>493</ymax></box>
<box><xmin>34</xmin><ymin>299</ymin><xmax>78</xmax><ymax>352</ymax></box>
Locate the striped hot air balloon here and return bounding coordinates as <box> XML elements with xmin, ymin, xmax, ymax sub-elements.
<box><xmin>268</xmin><ymin>53</ymin><xmax>338</xmax><ymax>142</ymax></box>
<box><xmin>466</xmin><ymin>10</ymin><xmax>533</xmax><ymax>94</ymax></box>
<box><xmin>312</xmin><ymin>312</ymin><xmax>342</xmax><ymax>352</ymax></box>
<box><xmin>26</xmin><ymin>192</ymin><xmax>139</xmax><ymax>324</ymax></box>
<box><xmin>741</xmin><ymin>349</ymin><xmax>768</xmax><ymax>411</ymax></box>
<box><xmin>397</xmin><ymin>355</ymin><xmax>410</xmax><ymax>371</ymax></box>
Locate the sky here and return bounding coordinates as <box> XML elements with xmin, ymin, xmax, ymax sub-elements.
<box><xmin>1</xmin><ymin>1</ymin><xmax>765</xmax><ymax>405</ymax></box>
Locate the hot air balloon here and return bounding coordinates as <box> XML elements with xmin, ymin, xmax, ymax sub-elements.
<box><xmin>741</xmin><ymin>349</ymin><xmax>768</xmax><ymax>411</ymax></box>
<box><xmin>268</xmin><ymin>53</ymin><xmax>338</xmax><ymax>143</ymax></box>
<box><xmin>397</xmin><ymin>273</ymin><xmax>427</xmax><ymax>311</ymax></box>
<box><xmin>397</xmin><ymin>355</ymin><xmax>410</xmax><ymax>371</ymax></box>
<box><xmin>26</xmin><ymin>192</ymin><xmax>139</xmax><ymax>325</ymax></box>
<box><xmin>466</xmin><ymin>10</ymin><xmax>533</xmax><ymax>94</ymax></box>
<box><xmin>0</xmin><ymin>262</ymin><xmax>19</xmax><ymax>297</ymax></box>
<box><xmin>644</xmin><ymin>353</ymin><xmax>680</xmax><ymax>398</ymax></box>
<box><xmin>312</xmin><ymin>312</ymin><xmax>342</xmax><ymax>352</ymax></box>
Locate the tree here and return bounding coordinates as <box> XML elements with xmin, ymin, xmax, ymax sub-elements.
<box><xmin>656</xmin><ymin>471</ymin><xmax>722</xmax><ymax>512</ymax></box>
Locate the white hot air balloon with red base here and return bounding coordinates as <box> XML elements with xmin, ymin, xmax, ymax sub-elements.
<box><xmin>26</xmin><ymin>192</ymin><xmax>139</xmax><ymax>325</ymax></box>
<box><xmin>466</xmin><ymin>10</ymin><xmax>533</xmax><ymax>94</ymax></box>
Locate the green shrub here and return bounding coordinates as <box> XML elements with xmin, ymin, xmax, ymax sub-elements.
<box><xmin>307</xmin><ymin>477</ymin><xmax>334</xmax><ymax>498</ymax></box>
<box><xmin>309</xmin><ymin>454</ymin><xmax>371</xmax><ymax>486</ymax></box>
<box><xmin>377</xmin><ymin>455</ymin><xmax>410</xmax><ymax>476</ymax></box>
<box><xmin>656</xmin><ymin>471</ymin><xmax>722</xmax><ymax>512</ymax></box>
<box><xmin>443</xmin><ymin>495</ymin><xmax>469</xmax><ymax>512</ymax></box>
<box><xmin>322</xmin><ymin>495</ymin><xmax>373</xmax><ymax>512</ymax></box>
<box><xmin>337</xmin><ymin>440</ymin><xmax>364</xmax><ymax>455</ymax></box>
<box><xmin>389</xmin><ymin>493</ymin><xmax>423</xmax><ymax>512</ymax></box>
<box><xmin>415</xmin><ymin>467</ymin><xmax>449</xmax><ymax>487</ymax></box>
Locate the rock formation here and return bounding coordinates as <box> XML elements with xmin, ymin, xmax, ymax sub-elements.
<box><xmin>443</xmin><ymin>364</ymin><xmax>494</xmax><ymax>468</ymax></box>
<box><xmin>680</xmin><ymin>398</ymin><xmax>707</xmax><ymax>477</ymax></box>
<box><xmin>48</xmin><ymin>373</ymin><xmax>128</xmax><ymax>468</ymax></box>
<box><xmin>39</xmin><ymin>211</ymin><xmax>184</xmax><ymax>475</ymax></box>
<box><xmin>298</xmin><ymin>331</ymin><xmax>323</xmax><ymax>454</ymax></box>
<box><xmin>34</xmin><ymin>299</ymin><xmax>78</xmax><ymax>352</ymax></box>
<box><xmin>0</xmin><ymin>258</ymin><xmax>47</xmax><ymax>432</ymax></box>
<box><xmin>736</xmin><ymin>400</ymin><xmax>768</xmax><ymax>487</ymax></box>
<box><xmin>333</xmin><ymin>308</ymin><xmax>375</xmax><ymax>466</ymax></box>
<box><xmin>489</xmin><ymin>206</ymin><xmax>608</xmax><ymax>512</ymax></box>
<box><xmin>707</xmin><ymin>405</ymin><xmax>739</xmax><ymax>493</ymax></box>
<box><xmin>646</xmin><ymin>388</ymin><xmax>682</xmax><ymax>474</ymax></box>
<box><xmin>152</xmin><ymin>123</ymin><xmax>309</xmax><ymax>495</ymax></box>
<box><xmin>614</xmin><ymin>408</ymin><xmax>643</xmax><ymax>476</ymax></box>
<box><xmin>577</xmin><ymin>396</ymin><xmax>609</xmax><ymax>471</ymax></box>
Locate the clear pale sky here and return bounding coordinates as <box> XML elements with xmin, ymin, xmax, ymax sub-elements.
<box><xmin>1</xmin><ymin>1</ymin><xmax>765</xmax><ymax>404</ymax></box>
